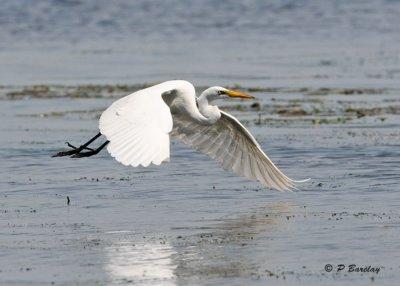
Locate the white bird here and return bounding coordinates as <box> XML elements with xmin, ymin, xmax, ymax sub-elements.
<box><xmin>53</xmin><ymin>80</ymin><xmax>307</xmax><ymax>191</ymax></box>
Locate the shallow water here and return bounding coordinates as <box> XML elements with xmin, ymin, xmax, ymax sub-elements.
<box><xmin>1</xmin><ymin>0</ymin><xmax>400</xmax><ymax>88</ymax></box>
<box><xmin>0</xmin><ymin>85</ymin><xmax>399</xmax><ymax>285</ymax></box>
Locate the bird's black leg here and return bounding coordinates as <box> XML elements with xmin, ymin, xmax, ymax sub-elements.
<box><xmin>66</xmin><ymin>142</ymin><xmax>94</xmax><ymax>152</ymax></box>
<box><xmin>71</xmin><ymin>140</ymin><xmax>110</xmax><ymax>158</ymax></box>
<box><xmin>52</xmin><ymin>132</ymin><xmax>102</xmax><ymax>157</ymax></box>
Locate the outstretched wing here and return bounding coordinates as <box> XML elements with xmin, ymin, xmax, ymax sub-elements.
<box><xmin>99</xmin><ymin>86</ymin><xmax>173</xmax><ymax>167</ymax></box>
<box><xmin>172</xmin><ymin>110</ymin><xmax>305</xmax><ymax>191</ymax></box>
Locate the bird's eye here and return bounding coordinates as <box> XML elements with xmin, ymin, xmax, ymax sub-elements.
<box><xmin>218</xmin><ymin>90</ymin><xmax>225</xmax><ymax>95</ymax></box>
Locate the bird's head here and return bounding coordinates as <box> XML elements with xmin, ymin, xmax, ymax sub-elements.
<box><xmin>201</xmin><ymin>86</ymin><xmax>255</xmax><ymax>101</ymax></box>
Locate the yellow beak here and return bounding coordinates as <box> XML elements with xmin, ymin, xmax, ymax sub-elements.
<box><xmin>224</xmin><ymin>89</ymin><xmax>255</xmax><ymax>99</ymax></box>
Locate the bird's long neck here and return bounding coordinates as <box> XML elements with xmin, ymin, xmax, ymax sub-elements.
<box><xmin>197</xmin><ymin>93</ymin><xmax>221</xmax><ymax>125</ymax></box>
<box><xmin>159</xmin><ymin>80</ymin><xmax>216</xmax><ymax>126</ymax></box>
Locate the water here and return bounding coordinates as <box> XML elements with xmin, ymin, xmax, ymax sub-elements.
<box><xmin>1</xmin><ymin>0</ymin><xmax>400</xmax><ymax>87</ymax></box>
<box><xmin>1</xmin><ymin>1</ymin><xmax>400</xmax><ymax>285</ymax></box>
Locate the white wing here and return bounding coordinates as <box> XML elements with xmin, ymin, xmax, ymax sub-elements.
<box><xmin>172</xmin><ymin>110</ymin><xmax>304</xmax><ymax>191</ymax></box>
<box><xmin>99</xmin><ymin>85</ymin><xmax>173</xmax><ymax>167</ymax></box>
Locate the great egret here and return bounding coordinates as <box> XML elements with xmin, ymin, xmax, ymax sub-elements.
<box><xmin>53</xmin><ymin>80</ymin><xmax>307</xmax><ymax>191</ymax></box>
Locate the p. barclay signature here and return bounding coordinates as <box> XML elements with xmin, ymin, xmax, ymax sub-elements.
<box><xmin>325</xmin><ymin>264</ymin><xmax>381</xmax><ymax>274</ymax></box>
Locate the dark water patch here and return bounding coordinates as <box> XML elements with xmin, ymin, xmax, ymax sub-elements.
<box><xmin>1</xmin><ymin>85</ymin><xmax>396</xmax><ymax>100</ymax></box>
<box><xmin>305</xmin><ymin>88</ymin><xmax>386</xmax><ymax>96</ymax></box>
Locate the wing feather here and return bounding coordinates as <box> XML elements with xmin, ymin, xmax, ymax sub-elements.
<box><xmin>99</xmin><ymin>85</ymin><xmax>174</xmax><ymax>167</ymax></box>
<box><xmin>172</xmin><ymin>110</ymin><xmax>305</xmax><ymax>191</ymax></box>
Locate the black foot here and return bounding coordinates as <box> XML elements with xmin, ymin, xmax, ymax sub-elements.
<box><xmin>70</xmin><ymin>141</ymin><xmax>109</xmax><ymax>158</ymax></box>
<box><xmin>52</xmin><ymin>133</ymin><xmax>109</xmax><ymax>159</ymax></box>
<box><xmin>66</xmin><ymin>142</ymin><xmax>94</xmax><ymax>152</ymax></box>
<box><xmin>52</xmin><ymin>148</ymin><xmax>80</xmax><ymax>157</ymax></box>
<box><xmin>66</xmin><ymin>142</ymin><xmax>78</xmax><ymax>149</ymax></box>
<box><xmin>51</xmin><ymin>142</ymin><xmax>93</xmax><ymax>157</ymax></box>
<box><xmin>70</xmin><ymin>150</ymin><xmax>99</xmax><ymax>158</ymax></box>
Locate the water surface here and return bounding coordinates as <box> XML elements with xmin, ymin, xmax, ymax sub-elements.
<box><xmin>1</xmin><ymin>1</ymin><xmax>400</xmax><ymax>285</ymax></box>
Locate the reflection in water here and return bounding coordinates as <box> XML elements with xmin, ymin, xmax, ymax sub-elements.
<box><xmin>172</xmin><ymin>202</ymin><xmax>295</xmax><ymax>280</ymax></box>
<box><xmin>105</xmin><ymin>241</ymin><xmax>177</xmax><ymax>286</ymax></box>
<box><xmin>104</xmin><ymin>202</ymin><xmax>294</xmax><ymax>284</ymax></box>
<box><xmin>219</xmin><ymin>202</ymin><xmax>294</xmax><ymax>232</ymax></box>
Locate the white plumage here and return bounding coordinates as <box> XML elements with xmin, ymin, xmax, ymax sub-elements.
<box><xmin>99</xmin><ymin>80</ymin><xmax>307</xmax><ymax>191</ymax></box>
<box><xmin>99</xmin><ymin>83</ymin><xmax>174</xmax><ymax>167</ymax></box>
